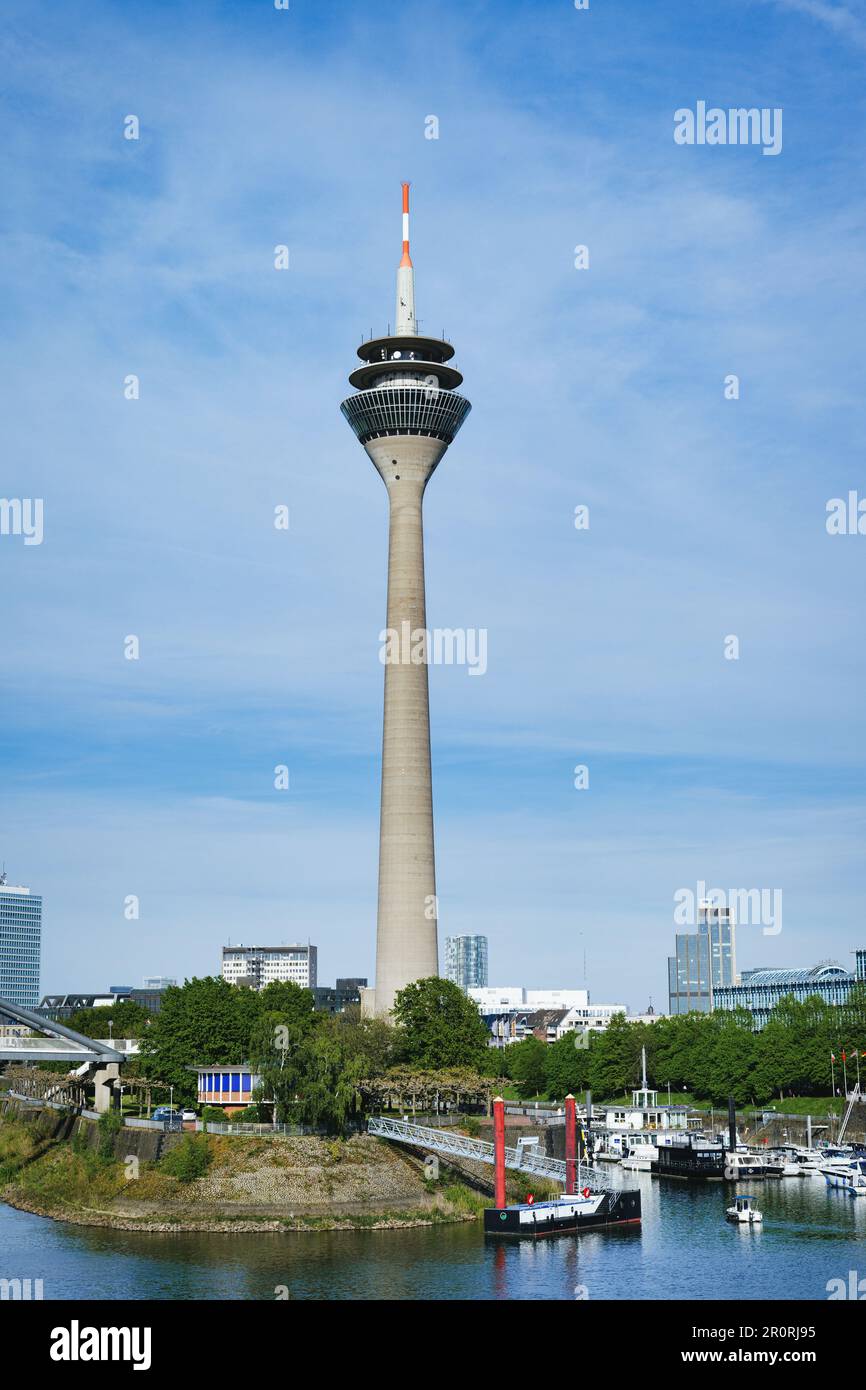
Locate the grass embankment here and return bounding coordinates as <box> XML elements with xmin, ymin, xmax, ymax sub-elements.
<box><xmin>0</xmin><ymin>1113</ymin><xmax>488</xmax><ymax>1232</ymax></box>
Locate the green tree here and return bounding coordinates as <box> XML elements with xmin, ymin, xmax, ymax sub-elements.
<box><xmin>392</xmin><ymin>978</ymin><xmax>490</xmax><ymax>1070</ymax></box>
<box><xmin>138</xmin><ymin>977</ymin><xmax>264</xmax><ymax>1103</ymax></box>
<box><xmin>545</xmin><ymin>1031</ymin><xmax>592</xmax><ymax>1099</ymax></box>
<box><xmin>509</xmin><ymin>1037</ymin><xmax>548</xmax><ymax>1098</ymax></box>
<box><xmin>68</xmin><ymin>1001</ymin><xmax>151</xmax><ymax>1040</ymax></box>
<box><xmin>588</xmin><ymin>1013</ymin><xmax>643</xmax><ymax>1098</ymax></box>
<box><xmin>160</xmin><ymin>1134</ymin><xmax>212</xmax><ymax>1183</ymax></box>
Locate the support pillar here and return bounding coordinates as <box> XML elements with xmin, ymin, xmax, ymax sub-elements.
<box><xmin>565</xmin><ymin>1093</ymin><xmax>577</xmax><ymax>1195</ymax></box>
<box><xmin>493</xmin><ymin>1095</ymin><xmax>506</xmax><ymax>1209</ymax></box>
<box><xmin>91</xmin><ymin>1062</ymin><xmax>120</xmax><ymax>1115</ymax></box>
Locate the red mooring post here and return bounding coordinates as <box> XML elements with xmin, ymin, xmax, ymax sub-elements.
<box><xmin>565</xmin><ymin>1093</ymin><xmax>577</xmax><ymax>1195</ymax></box>
<box><xmin>493</xmin><ymin>1095</ymin><xmax>507</xmax><ymax>1209</ymax></box>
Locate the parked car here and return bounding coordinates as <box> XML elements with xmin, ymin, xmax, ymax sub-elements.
<box><xmin>181</xmin><ymin>1109</ymin><xmax>197</xmax><ymax>1122</ymax></box>
<box><xmin>152</xmin><ymin>1106</ymin><xmax>183</xmax><ymax>1130</ymax></box>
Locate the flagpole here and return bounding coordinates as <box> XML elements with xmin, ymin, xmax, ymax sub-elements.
<box><xmin>831</xmin><ymin>1053</ymin><xmax>836</xmax><ymax>1097</ymax></box>
<box><xmin>842</xmin><ymin>1052</ymin><xmax>848</xmax><ymax>1099</ymax></box>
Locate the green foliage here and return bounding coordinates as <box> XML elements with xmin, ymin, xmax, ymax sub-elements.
<box><xmin>96</xmin><ymin>1108</ymin><xmax>123</xmax><ymax>1161</ymax></box>
<box><xmin>159</xmin><ymin>1134</ymin><xmax>212</xmax><ymax>1183</ymax></box>
<box><xmin>67</xmin><ymin>1001</ymin><xmax>151</xmax><ymax>1041</ymax></box>
<box><xmin>259</xmin><ymin>1013</ymin><xmax>366</xmax><ymax>1136</ymax></box>
<box><xmin>392</xmin><ymin>978</ymin><xmax>490</xmax><ymax>1070</ymax></box>
<box><xmin>137</xmin><ymin>976</ymin><xmax>280</xmax><ymax>1103</ymax></box>
<box><xmin>508</xmin><ymin>1037</ymin><xmax>548</xmax><ymax>1098</ymax></box>
<box><xmin>241</xmin><ymin>1102</ymin><xmax>270</xmax><ymax>1123</ymax></box>
<box><xmin>200</xmin><ymin>1106</ymin><xmax>229</xmax><ymax>1122</ymax></box>
<box><xmin>545</xmin><ymin>1031</ymin><xmax>592</xmax><ymax>1100</ymax></box>
<box><xmin>587</xmin><ymin>993</ymin><xmax>866</xmax><ymax>1107</ymax></box>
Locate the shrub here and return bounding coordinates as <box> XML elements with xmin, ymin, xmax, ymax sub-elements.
<box><xmin>97</xmin><ymin>1109</ymin><xmax>123</xmax><ymax>1161</ymax></box>
<box><xmin>160</xmin><ymin>1134</ymin><xmax>212</xmax><ymax>1184</ymax></box>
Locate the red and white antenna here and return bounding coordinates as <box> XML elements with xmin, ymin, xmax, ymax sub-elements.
<box><xmin>400</xmin><ymin>181</ymin><xmax>412</xmax><ymax>268</ymax></box>
<box><xmin>395</xmin><ymin>181</ymin><xmax>417</xmax><ymax>334</ymax></box>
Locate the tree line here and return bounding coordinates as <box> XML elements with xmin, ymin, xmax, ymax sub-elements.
<box><xmin>61</xmin><ymin>978</ymin><xmax>866</xmax><ymax>1121</ymax></box>
<box><xmin>503</xmin><ymin>987</ymin><xmax>866</xmax><ymax>1106</ymax></box>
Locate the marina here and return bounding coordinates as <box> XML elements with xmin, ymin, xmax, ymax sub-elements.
<box><xmin>3</xmin><ymin>1158</ymin><xmax>864</xmax><ymax>1301</ymax></box>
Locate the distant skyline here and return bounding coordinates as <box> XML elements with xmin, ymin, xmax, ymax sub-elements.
<box><xmin>3</xmin><ymin>0</ymin><xmax>866</xmax><ymax>1011</ymax></box>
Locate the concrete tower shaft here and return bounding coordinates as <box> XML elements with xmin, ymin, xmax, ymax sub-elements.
<box><xmin>340</xmin><ymin>186</ymin><xmax>471</xmax><ymax>1018</ymax></box>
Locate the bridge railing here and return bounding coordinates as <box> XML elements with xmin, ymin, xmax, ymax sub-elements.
<box><xmin>367</xmin><ymin>1115</ymin><xmax>614</xmax><ymax>1192</ymax></box>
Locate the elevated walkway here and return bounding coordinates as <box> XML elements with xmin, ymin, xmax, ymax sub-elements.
<box><xmin>0</xmin><ymin>997</ymin><xmax>125</xmax><ymax>1064</ymax></box>
<box><xmin>367</xmin><ymin>1115</ymin><xmax>613</xmax><ymax>1191</ymax></box>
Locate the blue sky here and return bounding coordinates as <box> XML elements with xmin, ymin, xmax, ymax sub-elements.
<box><xmin>2</xmin><ymin>0</ymin><xmax>865</xmax><ymax>1008</ymax></box>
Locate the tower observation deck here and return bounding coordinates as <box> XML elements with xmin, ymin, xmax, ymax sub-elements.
<box><xmin>340</xmin><ymin>185</ymin><xmax>471</xmax><ymax>1018</ymax></box>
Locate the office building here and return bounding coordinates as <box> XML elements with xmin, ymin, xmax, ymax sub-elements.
<box><xmin>0</xmin><ymin>878</ymin><xmax>42</xmax><ymax>1009</ymax></box>
<box><xmin>668</xmin><ymin>900</ymin><xmax>737</xmax><ymax>1014</ymax></box>
<box><xmin>312</xmin><ymin>978</ymin><xmax>368</xmax><ymax>1013</ymax></box>
<box><xmin>221</xmin><ymin>943</ymin><xmax>317</xmax><ymax>991</ymax></box>
<box><xmin>714</xmin><ymin>960</ymin><xmax>863</xmax><ymax>1029</ymax></box>
<box><xmin>445</xmin><ymin>935</ymin><xmax>488</xmax><ymax>992</ymax></box>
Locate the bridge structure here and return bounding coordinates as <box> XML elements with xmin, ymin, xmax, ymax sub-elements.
<box><xmin>366</xmin><ymin>1114</ymin><xmax>614</xmax><ymax>1192</ymax></box>
<box><xmin>0</xmin><ymin>996</ymin><xmax>125</xmax><ymax>1113</ymax></box>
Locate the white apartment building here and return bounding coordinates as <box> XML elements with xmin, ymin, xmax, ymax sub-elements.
<box><xmin>221</xmin><ymin>943</ymin><xmax>317</xmax><ymax>992</ymax></box>
<box><xmin>469</xmin><ymin>987</ymin><xmax>590</xmax><ymax>1013</ymax></box>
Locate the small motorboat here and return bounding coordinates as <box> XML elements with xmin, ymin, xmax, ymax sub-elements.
<box><xmin>763</xmin><ymin>1149</ymin><xmax>800</xmax><ymax>1177</ymax></box>
<box><xmin>726</xmin><ymin>1193</ymin><xmax>763</xmax><ymax>1224</ymax></box>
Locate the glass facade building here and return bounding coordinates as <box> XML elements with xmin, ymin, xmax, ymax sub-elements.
<box><xmin>714</xmin><ymin>962</ymin><xmax>861</xmax><ymax>1029</ymax></box>
<box><xmin>0</xmin><ymin>883</ymin><xmax>42</xmax><ymax>1008</ymax></box>
<box><xmin>667</xmin><ymin>903</ymin><xmax>736</xmax><ymax>1015</ymax></box>
<box><xmin>445</xmin><ymin>935</ymin><xmax>488</xmax><ymax>992</ymax></box>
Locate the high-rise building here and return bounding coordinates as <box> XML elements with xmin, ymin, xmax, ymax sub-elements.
<box><xmin>0</xmin><ymin>878</ymin><xmax>42</xmax><ymax>1009</ymax></box>
<box><xmin>445</xmin><ymin>935</ymin><xmax>489</xmax><ymax>992</ymax></box>
<box><xmin>668</xmin><ymin>900</ymin><xmax>737</xmax><ymax>1014</ymax></box>
<box><xmin>221</xmin><ymin>943</ymin><xmax>317</xmax><ymax>991</ymax></box>
<box><xmin>341</xmin><ymin>185</ymin><xmax>471</xmax><ymax>1017</ymax></box>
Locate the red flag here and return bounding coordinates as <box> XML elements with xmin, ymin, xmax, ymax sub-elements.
<box><xmin>831</xmin><ymin>1052</ymin><xmax>836</xmax><ymax>1061</ymax></box>
<box><xmin>842</xmin><ymin>1051</ymin><xmax>847</xmax><ymax>1063</ymax></box>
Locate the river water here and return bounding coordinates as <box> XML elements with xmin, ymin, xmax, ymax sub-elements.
<box><xmin>2</xmin><ymin>1170</ymin><xmax>864</xmax><ymax>1300</ymax></box>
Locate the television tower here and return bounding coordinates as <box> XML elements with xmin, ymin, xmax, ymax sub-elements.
<box><xmin>341</xmin><ymin>184</ymin><xmax>471</xmax><ymax>1017</ymax></box>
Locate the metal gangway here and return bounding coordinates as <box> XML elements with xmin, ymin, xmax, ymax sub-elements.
<box><xmin>367</xmin><ymin>1115</ymin><xmax>614</xmax><ymax>1191</ymax></box>
<box><xmin>838</xmin><ymin>1082</ymin><xmax>862</xmax><ymax>1146</ymax></box>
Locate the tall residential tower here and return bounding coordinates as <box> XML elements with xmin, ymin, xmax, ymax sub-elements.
<box><xmin>341</xmin><ymin>186</ymin><xmax>471</xmax><ymax>1016</ymax></box>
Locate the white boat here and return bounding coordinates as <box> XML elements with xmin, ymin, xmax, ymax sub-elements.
<box><xmin>726</xmin><ymin>1193</ymin><xmax>763</xmax><ymax>1224</ymax></box>
<box><xmin>622</xmin><ymin>1139</ymin><xmax>657</xmax><ymax>1171</ymax></box>
<box><xmin>821</xmin><ymin>1158</ymin><xmax>866</xmax><ymax>1195</ymax></box>
<box><xmin>724</xmin><ymin>1150</ymin><xmax>768</xmax><ymax>1180</ymax></box>
<box><xmin>791</xmin><ymin>1148</ymin><xmax>825</xmax><ymax>1176</ymax></box>
<box><xmin>763</xmin><ymin>1149</ymin><xmax>800</xmax><ymax>1177</ymax></box>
